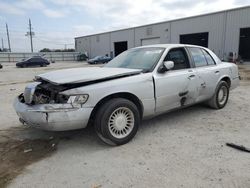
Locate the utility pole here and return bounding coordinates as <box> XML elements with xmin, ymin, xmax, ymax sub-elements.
<box><xmin>25</xmin><ymin>18</ymin><xmax>35</xmax><ymax>52</ymax></box>
<box><xmin>6</xmin><ymin>23</ymin><xmax>11</xmax><ymax>52</ymax></box>
<box><xmin>1</xmin><ymin>38</ymin><xmax>4</xmax><ymax>50</ymax></box>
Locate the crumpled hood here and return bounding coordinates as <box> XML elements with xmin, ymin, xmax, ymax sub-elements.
<box><xmin>35</xmin><ymin>67</ymin><xmax>142</xmax><ymax>85</ymax></box>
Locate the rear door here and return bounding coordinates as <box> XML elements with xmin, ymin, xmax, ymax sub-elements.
<box><xmin>31</xmin><ymin>57</ymin><xmax>41</xmax><ymax>66</ymax></box>
<box><xmin>154</xmin><ymin>47</ymin><xmax>199</xmax><ymax>113</ymax></box>
<box><xmin>187</xmin><ymin>47</ymin><xmax>221</xmax><ymax>101</ymax></box>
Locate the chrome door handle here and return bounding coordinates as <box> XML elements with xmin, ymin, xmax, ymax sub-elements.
<box><xmin>188</xmin><ymin>75</ymin><xmax>196</xmax><ymax>79</ymax></box>
<box><xmin>179</xmin><ymin>90</ymin><xmax>188</xmax><ymax>97</ymax></box>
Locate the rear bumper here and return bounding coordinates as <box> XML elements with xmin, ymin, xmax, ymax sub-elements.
<box><xmin>13</xmin><ymin>97</ymin><xmax>93</xmax><ymax>131</ymax></box>
<box><xmin>231</xmin><ymin>76</ymin><xmax>240</xmax><ymax>90</ymax></box>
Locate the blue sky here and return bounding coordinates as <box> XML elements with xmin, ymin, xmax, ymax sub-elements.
<box><xmin>0</xmin><ymin>0</ymin><xmax>249</xmax><ymax>52</ymax></box>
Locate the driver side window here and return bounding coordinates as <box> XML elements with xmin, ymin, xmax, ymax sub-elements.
<box><xmin>164</xmin><ymin>48</ymin><xmax>190</xmax><ymax>70</ymax></box>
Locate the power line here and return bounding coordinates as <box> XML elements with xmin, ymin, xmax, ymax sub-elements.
<box><xmin>1</xmin><ymin>38</ymin><xmax>4</xmax><ymax>49</ymax></box>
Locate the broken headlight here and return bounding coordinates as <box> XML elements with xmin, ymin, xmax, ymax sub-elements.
<box><xmin>68</xmin><ymin>94</ymin><xmax>89</xmax><ymax>105</ymax></box>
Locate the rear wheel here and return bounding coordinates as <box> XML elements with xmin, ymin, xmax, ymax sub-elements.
<box><xmin>94</xmin><ymin>98</ymin><xmax>140</xmax><ymax>146</ymax></box>
<box><xmin>207</xmin><ymin>81</ymin><xmax>229</xmax><ymax>109</ymax></box>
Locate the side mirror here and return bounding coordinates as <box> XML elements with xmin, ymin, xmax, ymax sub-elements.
<box><xmin>158</xmin><ymin>61</ymin><xmax>174</xmax><ymax>73</ymax></box>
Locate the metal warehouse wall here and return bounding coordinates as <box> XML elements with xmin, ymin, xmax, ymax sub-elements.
<box><xmin>224</xmin><ymin>7</ymin><xmax>250</xmax><ymax>58</ymax></box>
<box><xmin>170</xmin><ymin>12</ymin><xmax>225</xmax><ymax>58</ymax></box>
<box><xmin>90</xmin><ymin>33</ymin><xmax>110</xmax><ymax>58</ymax></box>
<box><xmin>75</xmin><ymin>6</ymin><xmax>250</xmax><ymax>59</ymax></box>
<box><xmin>110</xmin><ymin>29</ymin><xmax>135</xmax><ymax>52</ymax></box>
<box><xmin>134</xmin><ymin>22</ymin><xmax>171</xmax><ymax>46</ymax></box>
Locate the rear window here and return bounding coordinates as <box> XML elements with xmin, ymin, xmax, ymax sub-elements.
<box><xmin>188</xmin><ymin>47</ymin><xmax>207</xmax><ymax>67</ymax></box>
<box><xmin>201</xmin><ymin>49</ymin><xmax>215</xmax><ymax>65</ymax></box>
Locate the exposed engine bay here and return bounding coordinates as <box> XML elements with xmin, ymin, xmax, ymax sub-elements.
<box><xmin>33</xmin><ymin>82</ymin><xmax>69</xmax><ymax>104</ymax></box>
<box><xmin>20</xmin><ymin>81</ymin><xmax>69</xmax><ymax>105</ymax></box>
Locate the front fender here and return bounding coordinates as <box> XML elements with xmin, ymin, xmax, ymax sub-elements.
<box><xmin>61</xmin><ymin>73</ymin><xmax>156</xmax><ymax>117</ymax></box>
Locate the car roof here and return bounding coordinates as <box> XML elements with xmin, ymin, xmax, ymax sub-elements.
<box><xmin>134</xmin><ymin>43</ymin><xmax>206</xmax><ymax>49</ymax></box>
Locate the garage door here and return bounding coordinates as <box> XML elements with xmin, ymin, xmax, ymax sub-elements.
<box><xmin>180</xmin><ymin>32</ymin><xmax>209</xmax><ymax>48</ymax></box>
<box><xmin>239</xmin><ymin>27</ymin><xmax>250</xmax><ymax>61</ymax></box>
<box><xmin>141</xmin><ymin>38</ymin><xmax>160</xmax><ymax>46</ymax></box>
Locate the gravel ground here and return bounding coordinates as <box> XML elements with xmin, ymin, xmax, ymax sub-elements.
<box><xmin>0</xmin><ymin>62</ymin><xmax>250</xmax><ymax>188</ymax></box>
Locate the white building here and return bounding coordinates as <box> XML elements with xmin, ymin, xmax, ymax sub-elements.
<box><xmin>75</xmin><ymin>6</ymin><xmax>250</xmax><ymax>61</ymax></box>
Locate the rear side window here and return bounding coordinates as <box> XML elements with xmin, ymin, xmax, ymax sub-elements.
<box><xmin>32</xmin><ymin>58</ymin><xmax>40</xmax><ymax>62</ymax></box>
<box><xmin>201</xmin><ymin>49</ymin><xmax>215</xmax><ymax>65</ymax></box>
<box><xmin>164</xmin><ymin>48</ymin><xmax>190</xmax><ymax>70</ymax></box>
<box><xmin>188</xmin><ymin>47</ymin><xmax>207</xmax><ymax>67</ymax></box>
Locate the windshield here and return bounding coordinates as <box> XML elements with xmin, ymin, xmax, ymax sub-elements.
<box><xmin>93</xmin><ymin>56</ymin><xmax>101</xmax><ymax>60</ymax></box>
<box><xmin>105</xmin><ymin>47</ymin><xmax>165</xmax><ymax>71</ymax></box>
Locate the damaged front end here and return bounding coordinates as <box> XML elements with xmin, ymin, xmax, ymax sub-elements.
<box><xmin>20</xmin><ymin>81</ymin><xmax>69</xmax><ymax>105</ymax></box>
<box><xmin>14</xmin><ymin>81</ymin><xmax>93</xmax><ymax>131</ymax></box>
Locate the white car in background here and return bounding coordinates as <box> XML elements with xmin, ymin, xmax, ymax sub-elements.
<box><xmin>14</xmin><ymin>44</ymin><xmax>240</xmax><ymax>145</ymax></box>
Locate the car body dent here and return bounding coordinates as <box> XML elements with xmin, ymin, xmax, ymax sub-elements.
<box><xmin>154</xmin><ymin>67</ymin><xmax>199</xmax><ymax>113</ymax></box>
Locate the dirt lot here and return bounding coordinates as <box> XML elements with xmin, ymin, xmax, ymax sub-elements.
<box><xmin>0</xmin><ymin>62</ymin><xmax>250</xmax><ymax>188</ymax></box>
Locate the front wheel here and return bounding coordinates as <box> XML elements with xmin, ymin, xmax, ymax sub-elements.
<box><xmin>94</xmin><ymin>98</ymin><xmax>140</xmax><ymax>146</ymax></box>
<box><xmin>207</xmin><ymin>81</ymin><xmax>229</xmax><ymax>109</ymax></box>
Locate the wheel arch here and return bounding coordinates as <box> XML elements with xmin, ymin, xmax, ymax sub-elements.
<box><xmin>220</xmin><ymin>76</ymin><xmax>231</xmax><ymax>88</ymax></box>
<box><xmin>89</xmin><ymin>92</ymin><xmax>144</xmax><ymax>125</ymax></box>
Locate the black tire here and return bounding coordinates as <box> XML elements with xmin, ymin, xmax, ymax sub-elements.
<box><xmin>94</xmin><ymin>98</ymin><xmax>140</xmax><ymax>146</ymax></box>
<box><xmin>207</xmin><ymin>81</ymin><xmax>229</xmax><ymax>109</ymax></box>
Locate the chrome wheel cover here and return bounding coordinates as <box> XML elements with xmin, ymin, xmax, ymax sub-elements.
<box><xmin>108</xmin><ymin>107</ymin><xmax>135</xmax><ymax>139</ymax></box>
<box><xmin>218</xmin><ymin>86</ymin><xmax>228</xmax><ymax>105</ymax></box>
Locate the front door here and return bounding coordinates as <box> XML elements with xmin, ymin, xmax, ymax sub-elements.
<box><xmin>154</xmin><ymin>47</ymin><xmax>199</xmax><ymax>113</ymax></box>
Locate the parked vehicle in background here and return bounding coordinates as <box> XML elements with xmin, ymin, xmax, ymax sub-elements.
<box><xmin>77</xmin><ymin>53</ymin><xmax>88</xmax><ymax>61</ymax></box>
<box><xmin>87</xmin><ymin>56</ymin><xmax>112</xmax><ymax>64</ymax></box>
<box><xmin>16</xmin><ymin>56</ymin><xmax>50</xmax><ymax>68</ymax></box>
<box><xmin>0</xmin><ymin>64</ymin><xmax>2</xmax><ymax>69</ymax></box>
<box><xmin>14</xmin><ymin>44</ymin><xmax>240</xmax><ymax>146</ymax></box>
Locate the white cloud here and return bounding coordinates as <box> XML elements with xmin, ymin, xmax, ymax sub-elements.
<box><xmin>50</xmin><ymin>0</ymin><xmax>248</xmax><ymax>34</ymax></box>
<box><xmin>0</xmin><ymin>0</ymin><xmax>66</xmax><ymax>19</ymax></box>
<box><xmin>0</xmin><ymin>15</ymin><xmax>6</xmax><ymax>21</ymax></box>
<box><xmin>1</xmin><ymin>0</ymin><xmax>249</xmax><ymax>52</ymax></box>
<box><xmin>43</xmin><ymin>9</ymin><xmax>66</xmax><ymax>18</ymax></box>
<box><xmin>0</xmin><ymin>2</ymin><xmax>25</xmax><ymax>15</ymax></box>
<box><xmin>72</xmin><ymin>25</ymin><xmax>96</xmax><ymax>36</ymax></box>
<box><xmin>15</xmin><ymin>0</ymin><xmax>45</xmax><ymax>10</ymax></box>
